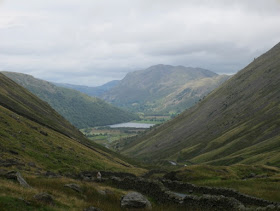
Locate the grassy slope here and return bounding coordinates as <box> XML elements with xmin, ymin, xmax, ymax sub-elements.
<box><xmin>0</xmin><ymin>73</ymin><xmax>82</xmax><ymax>140</ymax></box>
<box><xmin>0</xmin><ymin>73</ymin><xmax>145</xmax><ymax>174</ymax></box>
<box><xmin>121</xmin><ymin>42</ymin><xmax>280</xmax><ymax>167</ymax></box>
<box><xmin>160</xmin><ymin>165</ymin><xmax>280</xmax><ymax>202</ymax></box>
<box><xmin>0</xmin><ymin>105</ymin><xmax>144</xmax><ymax>175</ymax></box>
<box><xmin>2</xmin><ymin>72</ymin><xmax>137</xmax><ymax>129</ymax></box>
<box><xmin>102</xmin><ymin>64</ymin><xmax>230</xmax><ymax>114</ymax></box>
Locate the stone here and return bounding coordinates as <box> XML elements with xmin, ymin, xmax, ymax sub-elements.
<box><xmin>266</xmin><ymin>204</ymin><xmax>276</xmax><ymax>210</ymax></box>
<box><xmin>64</xmin><ymin>183</ymin><xmax>82</xmax><ymax>193</ymax></box>
<box><xmin>0</xmin><ymin>159</ymin><xmax>22</xmax><ymax>167</ymax></box>
<box><xmin>105</xmin><ymin>189</ymin><xmax>114</xmax><ymax>195</ymax></box>
<box><xmin>39</xmin><ymin>131</ymin><xmax>48</xmax><ymax>136</ymax></box>
<box><xmin>98</xmin><ymin>190</ymin><xmax>106</xmax><ymax>195</ymax></box>
<box><xmin>83</xmin><ymin>206</ymin><xmax>102</xmax><ymax>211</ymax></box>
<box><xmin>16</xmin><ymin>172</ymin><xmax>31</xmax><ymax>188</ymax></box>
<box><xmin>28</xmin><ymin>162</ymin><xmax>36</xmax><ymax>167</ymax></box>
<box><xmin>4</xmin><ymin>171</ymin><xmax>31</xmax><ymax>188</ymax></box>
<box><xmin>33</xmin><ymin>192</ymin><xmax>54</xmax><ymax>205</ymax></box>
<box><xmin>45</xmin><ymin>171</ymin><xmax>60</xmax><ymax>178</ymax></box>
<box><xmin>121</xmin><ymin>192</ymin><xmax>151</xmax><ymax>209</ymax></box>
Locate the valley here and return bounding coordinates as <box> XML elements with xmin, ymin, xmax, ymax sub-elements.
<box><xmin>0</xmin><ymin>5</ymin><xmax>279</xmax><ymax>209</ymax></box>
<box><xmin>1</xmin><ymin>41</ymin><xmax>280</xmax><ymax>210</ymax></box>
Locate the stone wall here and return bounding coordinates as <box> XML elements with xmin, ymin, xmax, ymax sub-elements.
<box><xmin>109</xmin><ymin>176</ymin><xmax>248</xmax><ymax>211</ymax></box>
<box><xmin>161</xmin><ymin>179</ymin><xmax>279</xmax><ymax>207</ymax></box>
<box><xmin>78</xmin><ymin>171</ymin><xmax>136</xmax><ymax>181</ymax></box>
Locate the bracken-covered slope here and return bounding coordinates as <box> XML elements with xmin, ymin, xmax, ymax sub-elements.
<box><xmin>122</xmin><ymin>42</ymin><xmax>280</xmax><ymax>167</ymax></box>
<box><xmin>0</xmin><ymin>73</ymin><xmax>144</xmax><ymax>174</ymax></box>
<box><xmin>102</xmin><ymin>64</ymin><xmax>230</xmax><ymax>115</ymax></box>
<box><xmin>2</xmin><ymin>72</ymin><xmax>137</xmax><ymax>129</ymax></box>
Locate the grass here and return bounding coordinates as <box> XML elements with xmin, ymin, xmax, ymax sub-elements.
<box><xmin>2</xmin><ymin>71</ymin><xmax>138</xmax><ymax>129</ymax></box>
<box><xmin>120</xmin><ymin>42</ymin><xmax>280</xmax><ymax>167</ymax></box>
<box><xmin>81</xmin><ymin>127</ymin><xmax>146</xmax><ymax>150</ymax></box>
<box><xmin>0</xmin><ymin>175</ymin><xmax>194</xmax><ymax>211</ymax></box>
<box><xmin>174</xmin><ymin>164</ymin><xmax>280</xmax><ymax>202</ymax></box>
<box><xmin>0</xmin><ymin>105</ymin><xmax>146</xmax><ymax>175</ymax></box>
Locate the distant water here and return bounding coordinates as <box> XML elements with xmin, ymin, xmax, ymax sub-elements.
<box><xmin>109</xmin><ymin>122</ymin><xmax>154</xmax><ymax>128</ymax></box>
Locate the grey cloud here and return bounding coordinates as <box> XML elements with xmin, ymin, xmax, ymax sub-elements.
<box><xmin>0</xmin><ymin>0</ymin><xmax>280</xmax><ymax>86</ymax></box>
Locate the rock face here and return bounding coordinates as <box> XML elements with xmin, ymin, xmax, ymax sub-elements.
<box><xmin>64</xmin><ymin>183</ymin><xmax>82</xmax><ymax>193</ymax></box>
<box><xmin>33</xmin><ymin>192</ymin><xmax>54</xmax><ymax>205</ymax></box>
<box><xmin>121</xmin><ymin>192</ymin><xmax>151</xmax><ymax>209</ymax></box>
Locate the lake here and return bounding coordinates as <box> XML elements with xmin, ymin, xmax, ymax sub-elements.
<box><xmin>109</xmin><ymin>122</ymin><xmax>155</xmax><ymax>128</ymax></box>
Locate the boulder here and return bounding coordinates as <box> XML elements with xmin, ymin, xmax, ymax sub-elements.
<box><xmin>16</xmin><ymin>172</ymin><xmax>31</xmax><ymax>188</ymax></box>
<box><xmin>64</xmin><ymin>183</ymin><xmax>82</xmax><ymax>193</ymax></box>
<box><xmin>4</xmin><ymin>171</ymin><xmax>31</xmax><ymax>188</ymax></box>
<box><xmin>33</xmin><ymin>192</ymin><xmax>54</xmax><ymax>205</ymax></box>
<box><xmin>121</xmin><ymin>192</ymin><xmax>151</xmax><ymax>209</ymax></box>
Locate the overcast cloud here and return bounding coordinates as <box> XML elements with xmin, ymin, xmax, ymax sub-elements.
<box><xmin>0</xmin><ymin>0</ymin><xmax>280</xmax><ymax>86</ymax></box>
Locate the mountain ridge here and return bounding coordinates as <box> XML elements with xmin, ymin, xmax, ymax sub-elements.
<box><xmin>102</xmin><ymin>64</ymin><xmax>230</xmax><ymax>115</ymax></box>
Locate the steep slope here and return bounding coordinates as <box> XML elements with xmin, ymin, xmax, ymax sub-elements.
<box><xmin>54</xmin><ymin>80</ymin><xmax>120</xmax><ymax>97</ymax></box>
<box><xmin>122</xmin><ymin>42</ymin><xmax>280</xmax><ymax>167</ymax></box>
<box><xmin>102</xmin><ymin>64</ymin><xmax>230</xmax><ymax>114</ymax></box>
<box><xmin>0</xmin><ymin>73</ymin><xmax>82</xmax><ymax>140</ymax></box>
<box><xmin>2</xmin><ymin>72</ymin><xmax>137</xmax><ymax>129</ymax></box>
<box><xmin>0</xmin><ymin>73</ymin><xmax>144</xmax><ymax>174</ymax></box>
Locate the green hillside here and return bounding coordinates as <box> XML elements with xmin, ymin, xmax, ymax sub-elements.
<box><xmin>121</xmin><ymin>42</ymin><xmax>280</xmax><ymax>167</ymax></box>
<box><xmin>102</xmin><ymin>64</ymin><xmax>230</xmax><ymax>115</ymax></box>
<box><xmin>2</xmin><ymin>72</ymin><xmax>138</xmax><ymax>129</ymax></box>
<box><xmin>0</xmin><ymin>73</ymin><xmax>144</xmax><ymax>174</ymax></box>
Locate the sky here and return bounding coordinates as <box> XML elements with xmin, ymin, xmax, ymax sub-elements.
<box><xmin>0</xmin><ymin>0</ymin><xmax>280</xmax><ymax>86</ymax></box>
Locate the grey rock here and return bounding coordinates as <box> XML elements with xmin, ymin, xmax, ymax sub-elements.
<box><xmin>28</xmin><ymin>162</ymin><xmax>36</xmax><ymax>167</ymax></box>
<box><xmin>105</xmin><ymin>189</ymin><xmax>114</xmax><ymax>195</ymax></box>
<box><xmin>98</xmin><ymin>190</ymin><xmax>106</xmax><ymax>195</ymax></box>
<box><xmin>16</xmin><ymin>172</ymin><xmax>31</xmax><ymax>188</ymax></box>
<box><xmin>83</xmin><ymin>206</ymin><xmax>102</xmax><ymax>211</ymax></box>
<box><xmin>33</xmin><ymin>192</ymin><xmax>54</xmax><ymax>205</ymax></box>
<box><xmin>121</xmin><ymin>192</ymin><xmax>151</xmax><ymax>209</ymax></box>
<box><xmin>4</xmin><ymin>171</ymin><xmax>30</xmax><ymax>188</ymax></box>
<box><xmin>266</xmin><ymin>204</ymin><xmax>276</xmax><ymax>210</ymax></box>
<box><xmin>64</xmin><ymin>183</ymin><xmax>82</xmax><ymax>193</ymax></box>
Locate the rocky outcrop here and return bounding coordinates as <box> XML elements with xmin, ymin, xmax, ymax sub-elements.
<box><xmin>3</xmin><ymin>171</ymin><xmax>31</xmax><ymax>188</ymax></box>
<box><xmin>33</xmin><ymin>192</ymin><xmax>54</xmax><ymax>205</ymax></box>
<box><xmin>0</xmin><ymin>159</ymin><xmax>24</xmax><ymax>167</ymax></box>
<box><xmin>121</xmin><ymin>192</ymin><xmax>151</xmax><ymax>210</ymax></box>
<box><xmin>64</xmin><ymin>183</ymin><xmax>82</xmax><ymax>193</ymax></box>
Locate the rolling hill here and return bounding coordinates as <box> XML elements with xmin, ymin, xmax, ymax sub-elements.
<box><xmin>102</xmin><ymin>64</ymin><xmax>230</xmax><ymax>115</ymax></box>
<box><xmin>121</xmin><ymin>42</ymin><xmax>280</xmax><ymax>167</ymax></box>
<box><xmin>2</xmin><ymin>72</ymin><xmax>137</xmax><ymax>129</ymax></box>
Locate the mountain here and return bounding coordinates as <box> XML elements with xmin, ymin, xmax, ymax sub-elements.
<box><xmin>121</xmin><ymin>42</ymin><xmax>280</xmax><ymax>167</ymax></box>
<box><xmin>2</xmin><ymin>72</ymin><xmax>137</xmax><ymax>129</ymax></box>
<box><xmin>0</xmin><ymin>72</ymin><xmax>144</xmax><ymax>174</ymax></box>
<box><xmin>54</xmin><ymin>80</ymin><xmax>120</xmax><ymax>97</ymax></box>
<box><xmin>102</xmin><ymin>64</ymin><xmax>230</xmax><ymax>115</ymax></box>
